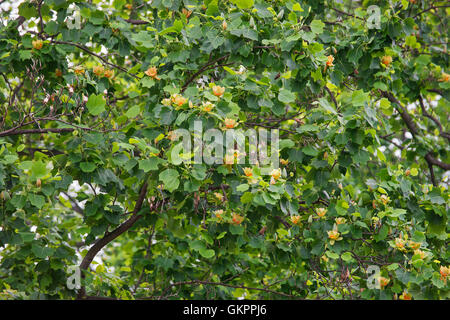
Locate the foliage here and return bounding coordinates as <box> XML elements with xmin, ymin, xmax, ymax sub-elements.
<box><xmin>0</xmin><ymin>0</ymin><xmax>449</xmax><ymax>300</ymax></box>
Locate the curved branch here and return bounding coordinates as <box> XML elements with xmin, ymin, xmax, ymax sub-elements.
<box><xmin>77</xmin><ymin>181</ymin><xmax>148</xmax><ymax>299</ymax></box>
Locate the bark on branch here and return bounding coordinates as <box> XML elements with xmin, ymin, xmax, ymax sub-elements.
<box><xmin>77</xmin><ymin>181</ymin><xmax>149</xmax><ymax>299</ymax></box>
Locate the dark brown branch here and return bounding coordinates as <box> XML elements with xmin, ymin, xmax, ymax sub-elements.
<box><xmin>324</xmin><ymin>86</ymin><xmax>339</xmax><ymax>111</ymax></box>
<box><xmin>412</xmin><ymin>5</ymin><xmax>450</xmax><ymax>19</ymax></box>
<box><xmin>51</xmin><ymin>40</ymin><xmax>139</xmax><ymax>79</ymax></box>
<box><xmin>181</xmin><ymin>54</ymin><xmax>231</xmax><ymax>92</ymax></box>
<box><xmin>124</xmin><ymin>19</ymin><xmax>150</xmax><ymax>25</ymax></box>
<box><xmin>157</xmin><ymin>280</ymin><xmax>298</xmax><ymax>299</ymax></box>
<box><xmin>381</xmin><ymin>91</ymin><xmax>450</xmax><ymax>173</ymax></box>
<box><xmin>0</xmin><ymin>127</ymin><xmax>75</xmax><ymax>137</ymax></box>
<box><xmin>418</xmin><ymin>95</ymin><xmax>450</xmax><ymax>142</ymax></box>
<box><xmin>77</xmin><ymin>181</ymin><xmax>149</xmax><ymax>299</ymax></box>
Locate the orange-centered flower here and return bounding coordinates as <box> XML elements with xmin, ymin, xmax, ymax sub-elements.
<box><xmin>93</xmin><ymin>65</ymin><xmax>105</xmax><ymax>77</ymax></box>
<box><xmin>439</xmin><ymin>72</ymin><xmax>450</xmax><ymax>82</ymax></box>
<box><xmin>167</xmin><ymin>131</ymin><xmax>177</xmax><ymax>141</ymax></box>
<box><xmin>212</xmin><ymin>85</ymin><xmax>225</xmax><ymax>97</ymax></box>
<box><xmin>222</xmin><ymin>20</ymin><xmax>228</xmax><ymax>30</ymax></box>
<box><xmin>214</xmin><ymin>209</ymin><xmax>224</xmax><ymax>220</ymax></box>
<box><xmin>243</xmin><ymin>167</ymin><xmax>253</xmax><ymax>177</ymax></box>
<box><xmin>381</xmin><ymin>55</ymin><xmax>393</xmax><ymax>67</ymax></box>
<box><xmin>291</xmin><ymin>215</ymin><xmax>301</xmax><ymax>226</ymax></box>
<box><xmin>395</xmin><ymin>237</ymin><xmax>406</xmax><ymax>251</ymax></box>
<box><xmin>414</xmin><ymin>249</ymin><xmax>426</xmax><ymax>259</ymax></box>
<box><xmin>232</xmin><ymin>213</ymin><xmax>244</xmax><ymax>225</ymax></box>
<box><xmin>399</xmin><ymin>291</ymin><xmax>412</xmax><ymax>300</ymax></box>
<box><xmin>224</xmin><ymin>154</ymin><xmax>235</xmax><ymax>165</ymax></box>
<box><xmin>335</xmin><ymin>217</ymin><xmax>346</xmax><ymax>225</ymax></box>
<box><xmin>440</xmin><ymin>266</ymin><xmax>449</xmax><ymax>282</ymax></box>
<box><xmin>145</xmin><ymin>66</ymin><xmax>160</xmax><ymax>80</ymax></box>
<box><xmin>104</xmin><ymin>69</ymin><xmax>114</xmax><ymax>78</ymax></box>
<box><xmin>74</xmin><ymin>66</ymin><xmax>85</xmax><ymax>75</ymax></box>
<box><xmin>201</xmin><ymin>101</ymin><xmax>215</xmax><ymax>112</ymax></box>
<box><xmin>32</xmin><ymin>39</ymin><xmax>43</xmax><ymax>50</ymax></box>
<box><xmin>182</xmin><ymin>8</ymin><xmax>192</xmax><ymax>18</ymax></box>
<box><xmin>171</xmin><ymin>94</ymin><xmax>187</xmax><ymax>107</ymax></box>
<box><xmin>316</xmin><ymin>208</ymin><xmax>327</xmax><ymax>218</ymax></box>
<box><xmin>328</xmin><ymin>230</ymin><xmax>340</xmax><ymax>240</ymax></box>
<box><xmin>214</xmin><ymin>192</ymin><xmax>224</xmax><ymax>201</ymax></box>
<box><xmin>380</xmin><ymin>194</ymin><xmax>390</xmax><ymax>205</ymax></box>
<box><xmin>280</xmin><ymin>159</ymin><xmax>289</xmax><ymax>166</ymax></box>
<box><xmin>378</xmin><ymin>276</ymin><xmax>390</xmax><ymax>289</ymax></box>
<box><xmin>224</xmin><ymin>118</ymin><xmax>236</xmax><ymax>129</ymax></box>
<box><xmin>270</xmin><ymin>169</ymin><xmax>281</xmax><ymax>181</ymax></box>
<box><xmin>326</xmin><ymin>55</ymin><xmax>334</xmax><ymax>66</ymax></box>
<box><xmin>408</xmin><ymin>241</ymin><xmax>421</xmax><ymax>250</ymax></box>
<box><xmin>55</xmin><ymin>68</ymin><xmax>63</xmax><ymax>77</ymax></box>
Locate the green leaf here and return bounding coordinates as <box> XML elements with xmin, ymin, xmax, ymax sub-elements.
<box><xmin>80</xmin><ymin>162</ymin><xmax>96</xmax><ymax>173</ymax></box>
<box><xmin>159</xmin><ymin>169</ymin><xmax>180</xmax><ymax>192</ymax></box>
<box><xmin>29</xmin><ymin>194</ymin><xmax>45</xmax><ymax>209</ymax></box>
<box><xmin>32</xmin><ymin>244</ymin><xmax>54</xmax><ymax>259</ymax></box>
<box><xmin>199</xmin><ymin>248</ymin><xmax>215</xmax><ymax>259</ymax></box>
<box><xmin>310</xmin><ymin>20</ymin><xmax>325</xmax><ymax>34</ymax></box>
<box><xmin>86</xmin><ymin>94</ymin><xmax>106</xmax><ymax>116</ymax></box>
<box><xmin>139</xmin><ymin>158</ymin><xmax>160</xmax><ymax>172</ymax></box>
<box><xmin>278</xmin><ymin>89</ymin><xmax>296</xmax><ymax>104</ymax></box>
<box><xmin>231</xmin><ymin>0</ymin><xmax>254</xmax><ymax>9</ymax></box>
<box><xmin>125</xmin><ymin>105</ymin><xmax>141</xmax><ymax>118</ymax></box>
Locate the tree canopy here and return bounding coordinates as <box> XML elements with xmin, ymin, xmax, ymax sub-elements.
<box><xmin>0</xmin><ymin>0</ymin><xmax>449</xmax><ymax>300</ymax></box>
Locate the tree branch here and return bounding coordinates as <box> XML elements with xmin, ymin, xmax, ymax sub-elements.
<box><xmin>77</xmin><ymin>181</ymin><xmax>149</xmax><ymax>299</ymax></box>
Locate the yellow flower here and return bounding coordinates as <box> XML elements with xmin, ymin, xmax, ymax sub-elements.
<box><xmin>380</xmin><ymin>194</ymin><xmax>390</xmax><ymax>205</ymax></box>
<box><xmin>104</xmin><ymin>69</ymin><xmax>114</xmax><ymax>78</ymax></box>
<box><xmin>55</xmin><ymin>68</ymin><xmax>63</xmax><ymax>77</ymax></box>
<box><xmin>32</xmin><ymin>39</ymin><xmax>43</xmax><ymax>50</ymax></box>
<box><xmin>291</xmin><ymin>215</ymin><xmax>301</xmax><ymax>226</ymax></box>
<box><xmin>167</xmin><ymin>131</ymin><xmax>177</xmax><ymax>141</ymax></box>
<box><xmin>395</xmin><ymin>237</ymin><xmax>406</xmax><ymax>251</ymax></box>
<box><xmin>214</xmin><ymin>209</ymin><xmax>224</xmax><ymax>220</ymax></box>
<box><xmin>381</xmin><ymin>55</ymin><xmax>393</xmax><ymax>67</ymax></box>
<box><xmin>414</xmin><ymin>249</ymin><xmax>426</xmax><ymax>259</ymax></box>
<box><xmin>182</xmin><ymin>8</ymin><xmax>192</xmax><ymax>18</ymax></box>
<box><xmin>326</xmin><ymin>55</ymin><xmax>334</xmax><ymax>66</ymax></box>
<box><xmin>316</xmin><ymin>207</ymin><xmax>327</xmax><ymax>218</ymax></box>
<box><xmin>162</xmin><ymin>98</ymin><xmax>172</xmax><ymax>106</ymax></box>
<box><xmin>328</xmin><ymin>229</ymin><xmax>340</xmax><ymax>240</ymax></box>
<box><xmin>171</xmin><ymin>94</ymin><xmax>187</xmax><ymax>107</ymax></box>
<box><xmin>270</xmin><ymin>169</ymin><xmax>281</xmax><ymax>181</ymax></box>
<box><xmin>224</xmin><ymin>118</ymin><xmax>236</xmax><ymax>129</ymax></box>
<box><xmin>93</xmin><ymin>65</ymin><xmax>105</xmax><ymax>77</ymax></box>
<box><xmin>280</xmin><ymin>159</ymin><xmax>289</xmax><ymax>165</ymax></box>
<box><xmin>201</xmin><ymin>101</ymin><xmax>215</xmax><ymax>112</ymax></box>
<box><xmin>399</xmin><ymin>291</ymin><xmax>412</xmax><ymax>300</ymax></box>
<box><xmin>73</xmin><ymin>66</ymin><xmax>85</xmax><ymax>75</ymax></box>
<box><xmin>243</xmin><ymin>167</ymin><xmax>253</xmax><ymax>177</ymax></box>
<box><xmin>408</xmin><ymin>240</ymin><xmax>421</xmax><ymax>250</ymax></box>
<box><xmin>440</xmin><ymin>266</ymin><xmax>450</xmax><ymax>282</ymax></box>
<box><xmin>231</xmin><ymin>213</ymin><xmax>244</xmax><ymax>225</ymax></box>
<box><xmin>214</xmin><ymin>192</ymin><xmax>224</xmax><ymax>201</ymax></box>
<box><xmin>145</xmin><ymin>66</ymin><xmax>160</xmax><ymax>80</ymax></box>
<box><xmin>224</xmin><ymin>154</ymin><xmax>235</xmax><ymax>165</ymax></box>
<box><xmin>335</xmin><ymin>217</ymin><xmax>346</xmax><ymax>225</ymax></box>
<box><xmin>212</xmin><ymin>85</ymin><xmax>225</xmax><ymax>97</ymax></box>
<box><xmin>378</xmin><ymin>276</ymin><xmax>390</xmax><ymax>289</ymax></box>
<box><xmin>439</xmin><ymin>72</ymin><xmax>450</xmax><ymax>82</ymax></box>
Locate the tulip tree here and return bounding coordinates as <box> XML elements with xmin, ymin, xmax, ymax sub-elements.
<box><xmin>0</xmin><ymin>0</ymin><xmax>449</xmax><ymax>300</ymax></box>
